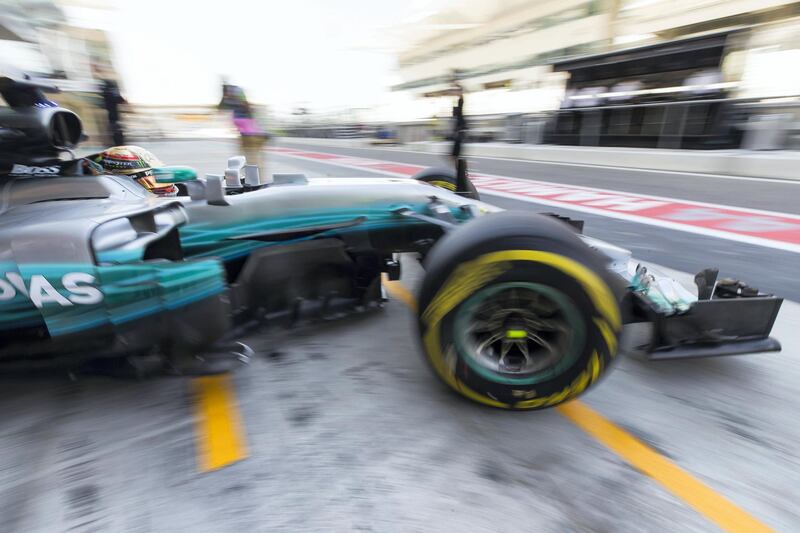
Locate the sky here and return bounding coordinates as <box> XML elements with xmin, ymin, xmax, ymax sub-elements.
<box><xmin>68</xmin><ymin>0</ymin><xmax>449</xmax><ymax>114</ymax></box>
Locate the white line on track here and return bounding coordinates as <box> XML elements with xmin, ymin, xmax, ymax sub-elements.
<box><xmin>477</xmin><ymin>188</ymin><xmax>800</xmax><ymax>254</ymax></box>
<box><xmin>469</xmin><ymin>172</ymin><xmax>800</xmax><ymax>220</ymax></box>
<box><xmin>274</xmin><ymin>147</ymin><xmax>800</xmax><ymax>219</ymax></box>
<box><xmin>272</xmin><ymin>150</ymin><xmax>800</xmax><ymax>254</ymax></box>
<box><xmin>282</xmin><ymin>142</ymin><xmax>800</xmax><ymax>185</ymax></box>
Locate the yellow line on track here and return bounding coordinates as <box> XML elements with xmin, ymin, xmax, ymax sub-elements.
<box><xmin>384</xmin><ymin>278</ymin><xmax>775</xmax><ymax>533</ymax></box>
<box><xmin>193</xmin><ymin>374</ymin><xmax>249</xmax><ymax>472</ymax></box>
<box><xmin>382</xmin><ymin>275</ymin><xmax>417</xmax><ymax>312</ymax></box>
<box><xmin>557</xmin><ymin>401</ymin><xmax>775</xmax><ymax>533</ymax></box>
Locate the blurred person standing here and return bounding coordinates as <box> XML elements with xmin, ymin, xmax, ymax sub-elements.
<box><xmin>219</xmin><ymin>79</ymin><xmax>267</xmax><ymax>172</ymax></box>
<box><xmin>93</xmin><ymin>65</ymin><xmax>128</xmax><ymax>146</ymax></box>
<box><xmin>449</xmin><ymin>72</ymin><xmax>467</xmax><ymax>162</ymax></box>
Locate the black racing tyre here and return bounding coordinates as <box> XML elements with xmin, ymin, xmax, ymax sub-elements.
<box><xmin>412</xmin><ymin>166</ymin><xmax>480</xmax><ymax>200</ymax></box>
<box><xmin>417</xmin><ymin>211</ymin><xmax>624</xmax><ymax>410</ymax></box>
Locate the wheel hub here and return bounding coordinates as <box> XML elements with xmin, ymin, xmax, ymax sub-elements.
<box><xmin>462</xmin><ymin>285</ymin><xmax>572</xmax><ymax>377</ymax></box>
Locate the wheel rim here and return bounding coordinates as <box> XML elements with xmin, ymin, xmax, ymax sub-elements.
<box><xmin>453</xmin><ymin>282</ymin><xmax>585</xmax><ymax>385</ymax></box>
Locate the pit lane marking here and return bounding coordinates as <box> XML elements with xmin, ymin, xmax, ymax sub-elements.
<box><xmin>193</xmin><ymin>375</ymin><xmax>249</xmax><ymax>472</ymax></box>
<box><xmin>558</xmin><ymin>402</ymin><xmax>776</xmax><ymax>533</ymax></box>
<box><xmin>270</xmin><ymin>147</ymin><xmax>800</xmax><ymax>254</ymax></box>
<box><xmin>382</xmin><ymin>274</ymin><xmax>417</xmax><ymax>311</ymax></box>
<box><xmin>295</xmin><ymin>142</ymin><xmax>800</xmax><ymax>185</ymax></box>
<box><xmin>381</xmin><ymin>278</ymin><xmax>776</xmax><ymax>533</ymax></box>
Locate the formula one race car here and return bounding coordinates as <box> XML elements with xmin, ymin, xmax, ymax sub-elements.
<box><xmin>0</xmin><ymin>76</ymin><xmax>783</xmax><ymax>410</ymax></box>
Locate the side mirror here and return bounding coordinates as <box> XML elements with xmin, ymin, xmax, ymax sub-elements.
<box><xmin>171</xmin><ymin>174</ymin><xmax>229</xmax><ymax>206</ymax></box>
<box><xmin>152</xmin><ymin>165</ymin><xmax>198</xmax><ymax>184</ymax></box>
<box><xmin>151</xmin><ymin>166</ymin><xmax>228</xmax><ymax>205</ymax></box>
<box><xmin>225</xmin><ymin>156</ymin><xmax>246</xmax><ymax>189</ymax></box>
<box><xmin>204</xmin><ymin>174</ymin><xmax>229</xmax><ymax>206</ymax></box>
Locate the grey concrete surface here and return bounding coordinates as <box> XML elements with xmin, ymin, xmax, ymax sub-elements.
<box><xmin>1</xmin><ymin>258</ymin><xmax>795</xmax><ymax>532</ymax></box>
<box><xmin>284</xmin><ymin>137</ymin><xmax>800</xmax><ymax>181</ymax></box>
<box><xmin>278</xmin><ymin>139</ymin><xmax>800</xmax><ymax>214</ymax></box>
<box><xmin>1</xmin><ymin>141</ymin><xmax>798</xmax><ymax>532</ymax></box>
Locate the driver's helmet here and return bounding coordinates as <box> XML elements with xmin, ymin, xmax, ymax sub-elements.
<box><xmin>95</xmin><ymin>145</ymin><xmax>178</xmax><ymax>197</ymax></box>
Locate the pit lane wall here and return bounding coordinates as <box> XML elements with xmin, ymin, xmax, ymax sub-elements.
<box><xmin>281</xmin><ymin>137</ymin><xmax>800</xmax><ymax>181</ymax></box>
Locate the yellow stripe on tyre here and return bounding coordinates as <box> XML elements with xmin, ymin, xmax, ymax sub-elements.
<box><xmin>428</xmin><ymin>180</ymin><xmax>456</xmax><ymax>191</ymax></box>
<box><xmin>474</xmin><ymin>250</ymin><xmax>621</xmax><ymax>331</ymax></box>
<box><xmin>423</xmin><ymin>321</ymin><xmax>509</xmax><ymax>408</ymax></box>
<box><xmin>420</xmin><ymin>249</ymin><xmax>621</xmax><ymax>410</ymax></box>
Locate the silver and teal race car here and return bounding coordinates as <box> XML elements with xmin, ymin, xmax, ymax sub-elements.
<box><xmin>0</xmin><ymin>77</ymin><xmax>783</xmax><ymax>410</ymax></box>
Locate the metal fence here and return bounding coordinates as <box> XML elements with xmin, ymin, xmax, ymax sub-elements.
<box><xmin>544</xmin><ymin>97</ymin><xmax>739</xmax><ymax>149</ymax></box>
<box><xmin>545</xmin><ymin>96</ymin><xmax>800</xmax><ymax>150</ymax></box>
<box><xmin>283</xmin><ymin>95</ymin><xmax>800</xmax><ymax>151</ymax></box>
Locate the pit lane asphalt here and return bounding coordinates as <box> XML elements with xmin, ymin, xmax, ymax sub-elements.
<box><xmin>1</xmin><ymin>140</ymin><xmax>798</xmax><ymax>532</ymax></box>
<box><xmin>277</xmin><ymin>140</ymin><xmax>800</xmax><ymax>215</ymax></box>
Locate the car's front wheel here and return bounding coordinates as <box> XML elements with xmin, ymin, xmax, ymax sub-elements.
<box><xmin>417</xmin><ymin>211</ymin><xmax>623</xmax><ymax>410</ymax></box>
